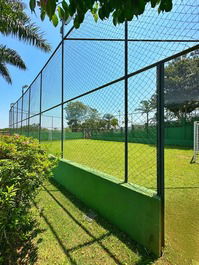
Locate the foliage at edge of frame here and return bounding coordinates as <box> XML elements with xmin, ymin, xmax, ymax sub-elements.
<box><xmin>29</xmin><ymin>0</ymin><xmax>173</xmax><ymax>28</ymax></box>
<box><xmin>0</xmin><ymin>134</ymin><xmax>57</xmax><ymax>265</ymax></box>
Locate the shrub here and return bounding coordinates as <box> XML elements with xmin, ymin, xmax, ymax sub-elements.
<box><xmin>0</xmin><ymin>135</ymin><xmax>56</xmax><ymax>264</ymax></box>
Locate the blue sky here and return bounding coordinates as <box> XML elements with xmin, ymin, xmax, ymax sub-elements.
<box><xmin>0</xmin><ymin>1</ymin><xmax>70</xmax><ymax>128</ymax></box>
<box><xmin>1</xmin><ymin>0</ymin><xmax>198</xmax><ymax>128</ymax></box>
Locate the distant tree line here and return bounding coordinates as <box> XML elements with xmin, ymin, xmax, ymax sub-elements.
<box><xmin>64</xmin><ymin>101</ymin><xmax>118</xmax><ymax>133</ymax></box>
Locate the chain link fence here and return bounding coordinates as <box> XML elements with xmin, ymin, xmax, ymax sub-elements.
<box><xmin>9</xmin><ymin>1</ymin><xmax>198</xmax><ymax>194</ymax></box>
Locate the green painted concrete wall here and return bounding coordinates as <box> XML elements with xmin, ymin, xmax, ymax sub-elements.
<box><xmin>52</xmin><ymin>159</ymin><xmax>162</xmax><ymax>257</ymax></box>
<box><xmin>91</xmin><ymin>124</ymin><xmax>194</xmax><ymax>147</ymax></box>
<box><xmin>91</xmin><ymin>124</ymin><xmax>193</xmax><ymax>147</ymax></box>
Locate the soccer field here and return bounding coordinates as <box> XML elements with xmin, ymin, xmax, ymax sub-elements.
<box><xmin>41</xmin><ymin>139</ymin><xmax>199</xmax><ymax>189</ymax></box>
<box><xmin>41</xmin><ymin>139</ymin><xmax>199</xmax><ymax>263</ymax></box>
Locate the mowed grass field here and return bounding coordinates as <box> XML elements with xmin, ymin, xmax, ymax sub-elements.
<box><xmin>37</xmin><ymin>139</ymin><xmax>199</xmax><ymax>264</ymax></box>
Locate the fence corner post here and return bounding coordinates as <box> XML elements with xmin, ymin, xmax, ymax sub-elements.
<box><xmin>157</xmin><ymin>63</ymin><xmax>165</xmax><ymax>251</ymax></box>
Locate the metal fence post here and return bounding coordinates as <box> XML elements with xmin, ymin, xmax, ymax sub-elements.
<box><xmin>21</xmin><ymin>89</ymin><xmax>24</xmax><ymax>135</ymax></box>
<box><xmin>124</xmin><ymin>20</ymin><xmax>129</xmax><ymax>182</ymax></box>
<box><xmin>28</xmin><ymin>87</ymin><xmax>31</xmax><ymax>137</ymax></box>
<box><xmin>9</xmin><ymin>107</ymin><xmax>11</xmax><ymax>134</ymax></box>
<box><xmin>16</xmin><ymin>101</ymin><xmax>18</xmax><ymax>134</ymax></box>
<box><xmin>61</xmin><ymin>23</ymin><xmax>64</xmax><ymax>159</ymax></box>
<box><xmin>157</xmin><ymin>63</ymin><xmax>165</xmax><ymax>250</ymax></box>
<box><xmin>39</xmin><ymin>72</ymin><xmax>43</xmax><ymax>142</ymax></box>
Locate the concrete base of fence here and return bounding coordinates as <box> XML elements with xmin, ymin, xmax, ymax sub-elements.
<box><xmin>52</xmin><ymin>159</ymin><xmax>162</xmax><ymax>257</ymax></box>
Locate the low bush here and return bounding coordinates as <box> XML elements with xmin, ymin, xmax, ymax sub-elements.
<box><xmin>0</xmin><ymin>135</ymin><xmax>56</xmax><ymax>264</ymax></box>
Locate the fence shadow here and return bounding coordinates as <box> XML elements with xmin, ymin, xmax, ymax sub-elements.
<box><xmin>36</xmin><ymin>178</ymin><xmax>157</xmax><ymax>265</ymax></box>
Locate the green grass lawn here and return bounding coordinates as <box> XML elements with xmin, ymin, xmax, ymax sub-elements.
<box><xmin>37</xmin><ymin>139</ymin><xmax>199</xmax><ymax>264</ymax></box>
<box><xmin>33</xmin><ymin>180</ymin><xmax>157</xmax><ymax>265</ymax></box>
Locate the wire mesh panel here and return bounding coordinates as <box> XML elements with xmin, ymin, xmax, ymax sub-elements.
<box><xmin>30</xmin><ymin>75</ymin><xmax>41</xmax><ymax>117</ymax></box>
<box><xmin>64</xmin><ymin>40</ymin><xmax>124</xmax><ymax>101</ymax></box>
<box><xmin>40</xmin><ymin>106</ymin><xmax>62</xmax><ymax>156</ymax></box>
<box><xmin>63</xmin><ymin>81</ymin><xmax>125</xmax><ymax>179</ymax></box>
<box><xmin>22</xmin><ymin>89</ymin><xmax>29</xmax><ymax>122</ymax></box>
<box><xmin>163</xmin><ymin>51</ymin><xmax>199</xmax><ymax>262</ymax></box>
<box><xmin>42</xmin><ymin>46</ymin><xmax>62</xmax><ymax>111</ymax></box>
<box><xmin>21</xmin><ymin>119</ymin><xmax>29</xmax><ymax>137</ymax></box>
<box><xmin>128</xmin><ymin>0</ymin><xmax>198</xmax><ymax>41</ymax></box>
<box><xmin>10</xmin><ymin>110</ymin><xmax>13</xmax><ymax>130</ymax></box>
<box><xmin>17</xmin><ymin>98</ymin><xmax>22</xmax><ymax>125</ymax></box>
<box><xmin>9</xmin><ymin>107</ymin><xmax>11</xmax><ymax>127</ymax></box>
<box><xmin>194</xmin><ymin>121</ymin><xmax>199</xmax><ymax>163</ymax></box>
<box><xmin>69</xmin><ymin>13</ymin><xmax>124</xmax><ymax>39</ymax></box>
<box><xmin>12</xmin><ymin>123</ymin><xmax>15</xmax><ymax>134</ymax></box>
<box><xmin>29</xmin><ymin>115</ymin><xmax>40</xmax><ymax>140</ymax></box>
<box><xmin>164</xmin><ymin>51</ymin><xmax>199</xmax><ymax>184</ymax></box>
<box><xmin>13</xmin><ymin>103</ymin><xmax>17</xmax><ymax>128</ymax></box>
<box><xmin>128</xmin><ymin>68</ymin><xmax>157</xmax><ymax>190</ymax></box>
<box><xmin>128</xmin><ymin>0</ymin><xmax>198</xmax><ymax>73</ymax></box>
<box><xmin>128</xmin><ymin>41</ymin><xmax>198</xmax><ymax>74</ymax></box>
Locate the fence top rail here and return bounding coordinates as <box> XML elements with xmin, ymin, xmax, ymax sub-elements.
<box><xmin>64</xmin><ymin>37</ymin><xmax>199</xmax><ymax>43</ymax></box>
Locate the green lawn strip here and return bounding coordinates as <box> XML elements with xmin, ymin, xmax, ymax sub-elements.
<box><xmin>32</xmin><ymin>180</ymin><xmax>157</xmax><ymax>265</ymax></box>
<box><xmin>41</xmin><ymin>139</ymin><xmax>198</xmax><ymax>189</ymax></box>
<box><xmin>40</xmin><ymin>139</ymin><xmax>199</xmax><ymax>264</ymax></box>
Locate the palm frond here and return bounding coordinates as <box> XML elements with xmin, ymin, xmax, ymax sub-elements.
<box><xmin>0</xmin><ymin>45</ymin><xmax>26</xmax><ymax>69</ymax></box>
<box><xmin>0</xmin><ymin>62</ymin><xmax>12</xmax><ymax>83</ymax></box>
<box><xmin>0</xmin><ymin>0</ymin><xmax>51</xmax><ymax>52</ymax></box>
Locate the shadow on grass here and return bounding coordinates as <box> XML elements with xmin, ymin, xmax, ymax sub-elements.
<box><xmin>2</xmin><ymin>222</ymin><xmax>45</xmax><ymax>265</ymax></box>
<box><xmin>33</xmin><ymin>201</ymin><xmax>79</xmax><ymax>265</ymax></box>
<box><xmin>165</xmin><ymin>186</ymin><xmax>199</xmax><ymax>190</ymax></box>
<box><xmin>35</xmin><ymin>178</ymin><xmax>157</xmax><ymax>265</ymax></box>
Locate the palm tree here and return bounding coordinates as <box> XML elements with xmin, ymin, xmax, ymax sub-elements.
<box><xmin>0</xmin><ymin>0</ymin><xmax>50</xmax><ymax>84</ymax></box>
<box><xmin>103</xmin><ymin>113</ymin><xmax>114</xmax><ymax>130</ymax></box>
<box><xmin>135</xmin><ymin>100</ymin><xmax>153</xmax><ymax>129</ymax></box>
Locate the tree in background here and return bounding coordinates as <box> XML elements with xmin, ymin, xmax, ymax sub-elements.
<box><xmin>64</xmin><ymin>101</ymin><xmax>119</xmax><ymax>133</ymax></box>
<box><xmin>110</xmin><ymin>118</ymin><xmax>119</xmax><ymax>129</ymax></box>
<box><xmin>29</xmin><ymin>0</ymin><xmax>173</xmax><ymax>28</ymax></box>
<box><xmin>0</xmin><ymin>0</ymin><xmax>50</xmax><ymax>83</ymax></box>
<box><xmin>164</xmin><ymin>52</ymin><xmax>199</xmax><ymax>121</ymax></box>
<box><xmin>65</xmin><ymin>101</ymin><xmax>88</xmax><ymax>131</ymax></box>
<box><xmin>103</xmin><ymin>113</ymin><xmax>114</xmax><ymax>130</ymax></box>
<box><xmin>81</xmin><ymin>107</ymin><xmax>100</xmax><ymax>136</ymax></box>
<box><xmin>147</xmin><ymin>51</ymin><xmax>199</xmax><ymax>123</ymax></box>
<box><xmin>135</xmin><ymin>100</ymin><xmax>153</xmax><ymax>128</ymax></box>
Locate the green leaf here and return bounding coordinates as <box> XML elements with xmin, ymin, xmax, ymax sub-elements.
<box><xmin>40</xmin><ymin>10</ymin><xmax>46</xmax><ymax>21</ymax></box>
<box><xmin>69</xmin><ymin>0</ymin><xmax>76</xmax><ymax>16</ymax></box>
<box><xmin>93</xmin><ymin>13</ymin><xmax>98</xmax><ymax>23</ymax></box>
<box><xmin>98</xmin><ymin>8</ymin><xmax>105</xmax><ymax>20</ymax></box>
<box><xmin>62</xmin><ymin>0</ymin><xmax>68</xmax><ymax>11</ymax></box>
<box><xmin>151</xmin><ymin>0</ymin><xmax>158</xmax><ymax>8</ymax></box>
<box><xmin>74</xmin><ymin>16</ymin><xmax>80</xmax><ymax>28</ymax></box>
<box><xmin>57</xmin><ymin>6</ymin><xmax>64</xmax><ymax>20</ymax></box>
<box><xmin>52</xmin><ymin>14</ymin><xmax>58</xmax><ymax>26</ymax></box>
<box><xmin>46</xmin><ymin>0</ymin><xmax>56</xmax><ymax>19</ymax></box>
<box><xmin>29</xmin><ymin>0</ymin><xmax>36</xmax><ymax>11</ymax></box>
<box><xmin>159</xmin><ymin>0</ymin><xmax>173</xmax><ymax>12</ymax></box>
<box><xmin>165</xmin><ymin>0</ymin><xmax>173</xmax><ymax>12</ymax></box>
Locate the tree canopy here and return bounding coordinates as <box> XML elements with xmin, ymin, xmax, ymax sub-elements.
<box><xmin>29</xmin><ymin>0</ymin><xmax>173</xmax><ymax>28</ymax></box>
<box><xmin>139</xmin><ymin>51</ymin><xmax>199</xmax><ymax>122</ymax></box>
<box><xmin>65</xmin><ymin>101</ymin><xmax>88</xmax><ymax>129</ymax></box>
<box><xmin>164</xmin><ymin>52</ymin><xmax>199</xmax><ymax>119</ymax></box>
<box><xmin>64</xmin><ymin>101</ymin><xmax>119</xmax><ymax>132</ymax></box>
